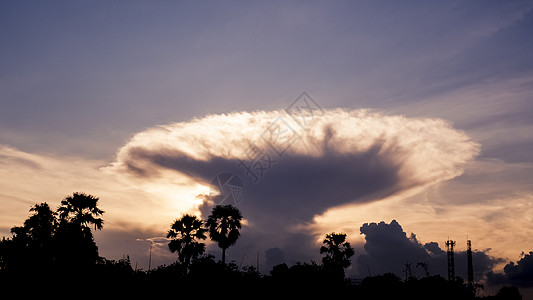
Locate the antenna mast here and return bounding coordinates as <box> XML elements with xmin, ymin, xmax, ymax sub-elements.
<box><xmin>467</xmin><ymin>239</ymin><xmax>474</xmax><ymax>287</ymax></box>
<box><xmin>445</xmin><ymin>239</ymin><xmax>456</xmax><ymax>281</ymax></box>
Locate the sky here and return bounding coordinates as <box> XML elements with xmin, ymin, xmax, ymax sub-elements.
<box><xmin>1</xmin><ymin>0</ymin><xmax>533</xmax><ymax>292</ymax></box>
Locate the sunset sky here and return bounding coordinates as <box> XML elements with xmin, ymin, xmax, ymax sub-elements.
<box><xmin>1</xmin><ymin>0</ymin><xmax>533</xmax><ymax>290</ymax></box>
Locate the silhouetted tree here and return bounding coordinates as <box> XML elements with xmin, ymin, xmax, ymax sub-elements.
<box><xmin>167</xmin><ymin>214</ymin><xmax>207</xmax><ymax>273</ymax></box>
<box><xmin>320</xmin><ymin>232</ymin><xmax>354</xmax><ymax>280</ymax></box>
<box><xmin>206</xmin><ymin>204</ymin><xmax>242</xmax><ymax>264</ymax></box>
<box><xmin>55</xmin><ymin>192</ymin><xmax>104</xmax><ymax>267</ymax></box>
<box><xmin>22</xmin><ymin>203</ymin><xmax>56</xmax><ymax>269</ymax></box>
<box><xmin>0</xmin><ymin>203</ymin><xmax>57</xmax><ymax>273</ymax></box>
<box><xmin>57</xmin><ymin>192</ymin><xmax>104</xmax><ymax>231</ymax></box>
<box><xmin>23</xmin><ymin>203</ymin><xmax>57</xmax><ymax>247</ymax></box>
<box><xmin>0</xmin><ymin>226</ymin><xmax>30</xmax><ymax>273</ymax></box>
<box><xmin>2</xmin><ymin>196</ymin><xmax>524</xmax><ymax>299</ymax></box>
<box><xmin>270</xmin><ymin>263</ymin><xmax>290</xmax><ymax>277</ymax></box>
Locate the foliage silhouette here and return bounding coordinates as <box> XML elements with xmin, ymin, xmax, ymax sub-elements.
<box><xmin>54</xmin><ymin>192</ymin><xmax>104</xmax><ymax>268</ymax></box>
<box><xmin>3</xmin><ymin>203</ymin><xmax>57</xmax><ymax>274</ymax></box>
<box><xmin>57</xmin><ymin>192</ymin><xmax>104</xmax><ymax>230</ymax></box>
<box><xmin>167</xmin><ymin>214</ymin><xmax>207</xmax><ymax>273</ymax></box>
<box><xmin>206</xmin><ymin>204</ymin><xmax>242</xmax><ymax>264</ymax></box>
<box><xmin>320</xmin><ymin>232</ymin><xmax>354</xmax><ymax>282</ymax></box>
<box><xmin>0</xmin><ymin>195</ymin><xmax>106</xmax><ymax>295</ymax></box>
<box><xmin>0</xmin><ymin>193</ymin><xmax>525</xmax><ymax>299</ymax></box>
<box><xmin>23</xmin><ymin>203</ymin><xmax>57</xmax><ymax>247</ymax></box>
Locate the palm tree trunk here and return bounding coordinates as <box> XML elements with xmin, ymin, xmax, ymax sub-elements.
<box><xmin>185</xmin><ymin>254</ymin><xmax>190</xmax><ymax>275</ymax></box>
<box><xmin>222</xmin><ymin>247</ymin><xmax>226</xmax><ymax>264</ymax></box>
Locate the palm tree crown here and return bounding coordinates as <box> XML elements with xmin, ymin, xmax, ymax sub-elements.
<box><xmin>24</xmin><ymin>203</ymin><xmax>56</xmax><ymax>249</ymax></box>
<box><xmin>320</xmin><ymin>232</ymin><xmax>354</xmax><ymax>269</ymax></box>
<box><xmin>54</xmin><ymin>192</ymin><xmax>104</xmax><ymax>266</ymax></box>
<box><xmin>206</xmin><ymin>204</ymin><xmax>242</xmax><ymax>264</ymax></box>
<box><xmin>57</xmin><ymin>192</ymin><xmax>104</xmax><ymax>231</ymax></box>
<box><xmin>167</xmin><ymin>214</ymin><xmax>207</xmax><ymax>268</ymax></box>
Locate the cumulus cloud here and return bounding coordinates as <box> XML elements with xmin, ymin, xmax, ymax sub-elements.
<box><xmin>103</xmin><ymin>108</ymin><xmax>479</xmax><ymax>264</ymax></box>
<box><xmin>357</xmin><ymin>220</ymin><xmax>432</xmax><ymax>276</ymax></box>
<box><xmin>488</xmin><ymin>251</ymin><xmax>533</xmax><ymax>287</ymax></box>
<box><xmin>356</xmin><ymin>220</ymin><xmax>501</xmax><ymax>280</ymax></box>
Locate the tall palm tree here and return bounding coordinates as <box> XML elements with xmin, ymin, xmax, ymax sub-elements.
<box><xmin>55</xmin><ymin>192</ymin><xmax>104</xmax><ymax>266</ymax></box>
<box><xmin>167</xmin><ymin>214</ymin><xmax>207</xmax><ymax>272</ymax></box>
<box><xmin>320</xmin><ymin>232</ymin><xmax>354</xmax><ymax>279</ymax></box>
<box><xmin>57</xmin><ymin>192</ymin><xmax>104</xmax><ymax>233</ymax></box>
<box><xmin>206</xmin><ymin>204</ymin><xmax>242</xmax><ymax>264</ymax></box>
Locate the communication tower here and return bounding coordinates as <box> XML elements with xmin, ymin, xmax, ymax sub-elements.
<box><xmin>446</xmin><ymin>239</ymin><xmax>456</xmax><ymax>281</ymax></box>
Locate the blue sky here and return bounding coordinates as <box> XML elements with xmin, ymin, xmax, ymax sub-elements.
<box><xmin>1</xmin><ymin>0</ymin><xmax>533</xmax><ymax>291</ymax></box>
<box><xmin>2</xmin><ymin>1</ymin><xmax>531</xmax><ymax>159</ymax></box>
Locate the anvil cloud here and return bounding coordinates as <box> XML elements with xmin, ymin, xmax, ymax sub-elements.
<box><xmin>101</xmin><ymin>109</ymin><xmax>480</xmax><ymax>264</ymax></box>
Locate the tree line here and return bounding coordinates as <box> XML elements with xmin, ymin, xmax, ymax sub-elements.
<box><xmin>0</xmin><ymin>192</ymin><xmax>522</xmax><ymax>299</ymax></box>
<box><xmin>0</xmin><ymin>193</ymin><xmax>103</xmax><ymax>275</ymax></box>
<box><xmin>167</xmin><ymin>204</ymin><xmax>354</xmax><ymax>278</ymax></box>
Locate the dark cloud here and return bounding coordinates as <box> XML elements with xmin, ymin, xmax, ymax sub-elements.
<box><xmin>357</xmin><ymin>220</ymin><xmax>432</xmax><ymax>277</ymax></box>
<box><xmin>118</xmin><ymin>143</ymin><xmax>403</xmax><ymax>266</ymax></box>
<box><xmin>141</xmin><ymin>148</ymin><xmax>400</xmax><ymax>223</ymax></box>
<box><xmin>487</xmin><ymin>251</ymin><xmax>533</xmax><ymax>287</ymax></box>
<box><xmin>356</xmin><ymin>220</ymin><xmax>500</xmax><ymax>280</ymax></box>
<box><xmin>265</xmin><ymin>247</ymin><xmax>285</xmax><ymax>269</ymax></box>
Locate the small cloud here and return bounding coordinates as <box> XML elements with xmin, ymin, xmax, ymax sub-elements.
<box><xmin>265</xmin><ymin>247</ymin><xmax>285</xmax><ymax>268</ymax></box>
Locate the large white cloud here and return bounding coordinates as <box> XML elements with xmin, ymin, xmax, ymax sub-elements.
<box><xmin>108</xmin><ymin>108</ymin><xmax>479</xmax><ymax>204</ymax></box>
<box><xmin>103</xmin><ymin>108</ymin><xmax>479</xmax><ymax>264</ymax></box>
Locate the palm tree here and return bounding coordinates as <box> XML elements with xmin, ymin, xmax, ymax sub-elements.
<box><xmin>2</xmin><ymin>203</ymin><xmax>57</xmax><ymax>271</ymax></box>
<box><xmin>23</xmin><ymin>203</ymin><xmax>57</xmax><ymax>249</ymax></box>
<box><xmin>320</xmin><ymin>232</ymin><xmax>354</xmax><ymax>279</ymax></box>
<box><xmin>23</xmin><ymin>203</ymin><xmax>57</xmax><ymax>267</ymax></box>
<box><xmin>206</xmin><ymin>204</ymin><xmax>242</xmax><ymax>264</ymax></box>
<box><xmin>55</xmin><ymin>192</ymin><xmax>104</xmax><ymax>266</ymax></box>
<box><xmin>167</xmin><ymin>214</ymin><xmax>207</xmax><ymax>272</ymax></box>
<box><xmin>57</xmin><ymin>192</ymin><xmax>104</xmax><ymax>233</ymax></box>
